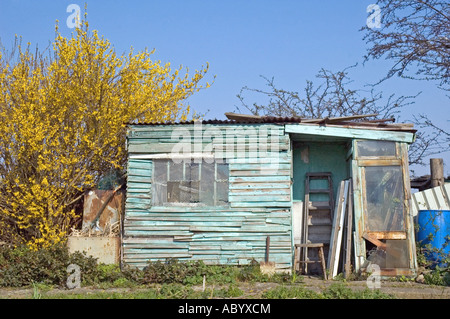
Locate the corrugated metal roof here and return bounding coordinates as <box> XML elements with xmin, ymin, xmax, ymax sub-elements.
<box><xmin>127</xmin><ymin>113</ymin><xmax>416</xmax><ymax>133</ymax></box>
<box><xmin>128</xmin><ymin>117</ymin><xmax>303</xmax><ymax>126</ymax></box>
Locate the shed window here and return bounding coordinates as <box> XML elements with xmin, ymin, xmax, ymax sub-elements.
<box><xmin>152</xmin><ymin>159</ymin><xmax>229</xmax><ymax>206</ymax></box>
<box><xmin>363</xmin><ymin>165</ymin><xmax>405</xmax><ymax>232</ymax></box>
<box><xmin>357</xmin><ymin>140</ymin><xmax>396</xmax><ymax>157</ymax></box>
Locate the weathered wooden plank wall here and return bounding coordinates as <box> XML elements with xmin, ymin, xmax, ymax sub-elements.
<box><xmin>123</xmin><ymin>123</ymin><xmax>293</xmax><ymax>269</ymax></box>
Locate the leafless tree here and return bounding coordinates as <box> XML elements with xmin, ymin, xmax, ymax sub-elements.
<box><xmin>237</xmin><ymin>1</ymin><xmax>449</xmax><ymax>168</ymax></box>
<box><xmin>362</xmin><ymin>0</ymin><xmax>450</xmax><ymax>87</ymax></box>
<box><xmin>409</xmin><ymin>114</ymin><xmax>450</xmax><ymax>166</ymax></box>
<box><xmin>236</xmin><ymin>65</ymin><xmax>444</xmax><ymax>166</ymax></box>
<box><xmin>236</xmin><ymin>65</ymin><xmax>417</xmax><ymax>120</ymax></box>
<box><xmin>362</xmin><ymin>0</ymin><xmax>450</xmax><ymax>167</ymax></box>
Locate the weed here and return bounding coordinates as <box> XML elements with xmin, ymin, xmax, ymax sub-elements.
<box><xmin>322</xmin><ymin>283</ymin><xmax>395</xmax><ymax>299</ymax></box>
<box><xmin>261</xmin><ymin>283</ymin><xmax>395</xmax><ymax>299</ymax></box>
<box><xmin>32</xmin><ymin>282</ymin><xmax>42</xmax><ymax>299</ymax></box>
<box><xmin>261</xmin><ymin>286</ymin><xmax>323</xmax><ymax>299</ymax></box>
<box><xmin>159</xmin><ymin>284</ymin><xmax>195</xmax><ymax>299</ymax></box>
<box><xmin>215</xmin><ymin>284</ymin><xmax>244</xmax><ymax>298</ymax></box>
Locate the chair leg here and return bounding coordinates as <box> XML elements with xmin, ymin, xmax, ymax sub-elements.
<box><xmin>294</xmin><ymin>246</ymin><xmax>298</xmax><ymax>272</ymax></box>
<box><xmin>318</xmin><ymin>247</ymin><xmax>327</xmax><ymax>280</ymax></box>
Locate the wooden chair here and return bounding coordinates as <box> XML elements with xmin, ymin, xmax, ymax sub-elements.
<box><xmin>294</xmin><ymin>243</ymin><xmax>328</xmax><ymax>280</ymax></box>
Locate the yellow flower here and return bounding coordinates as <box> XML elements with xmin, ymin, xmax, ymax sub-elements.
<box><xmin>0</xmin><ymin>15</ymin><xmax>211</xmax><ymax>248</ymax></box>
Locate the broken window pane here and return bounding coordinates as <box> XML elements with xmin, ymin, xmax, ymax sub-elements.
<box><xmin>200</xmin><ymin>162</ymin><xmax>215</xmax><ymax>206</ymax></box>
<box><xmin>364</xmin><ymin>239</ymin><xmax>410</xmax><ymax>269</ymax></box>
<box><xmin>385</xmin><ymin>239</ymin><xmax>410</xmax><ymax>268</ymax></box>
<box><xmin>153</xmin><ymin>160</ymin><xmax>167</xmax><ymax>181</ymax></box>
<box><xmin>357</xmin><ymin>140</ymin><xmax>396</xmax><ymax>157</ymax></box>
<box><xmin>152</xmin><ymin>182</ymin><xmax>167</xmax><ymax>205</ymax></box>
<box><xmin>152</xmin><ymin>159</ymin><xmax>228</xmax><ymax>206</ymax></box>
<box><xmin>189</xmin><ymin>181</ymin><xmax>200</xmax><ymax>203</ymax></box>
<box><xmin>364</xmin><ymin>166</ymin><xmax>405</xmax><ymax>232</ymax></box>
<box><xmin>167</xmin><ymin>181</ymin><xmax>181</xmax><ymax>203</ymax></box>
<box><xmin>217</xmin><ymin>163</ymin><xmax>229</xmax><ymax>181</ymax></box>
<box><xmin>188</xmin><ymin>162</ymin><xmax>200</xmax><ymax>181</ymax></box>
<box><xmin>153</xmin><ymin>160</ymin><xmax>167</xmax><ymax>205</ymax></box>
<box><xmin>216</xmin><ymin>181</ymin><xmax>229</xmax><ymax>205</ymax></box>
<box><xmin>169</xmin><ymin>161</ymin><xmax>183</xmax><ymax>181</ymax></box>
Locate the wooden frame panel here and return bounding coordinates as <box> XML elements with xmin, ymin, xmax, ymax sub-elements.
<box><xmin>352</xmin><ymin>139</ymin><xmax>417</xmax><ymax>276</ymax></box>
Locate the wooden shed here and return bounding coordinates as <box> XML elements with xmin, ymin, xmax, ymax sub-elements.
<box><xmin>122</xmin><ymin>113</ymin><xmax>418</xmax><ymax>277</ymax></box>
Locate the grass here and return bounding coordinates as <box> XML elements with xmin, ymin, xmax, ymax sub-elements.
<box><xmin>29</xmin><ymin>282</ymin><xmax>396</xmax><ymax>299</ymax></box>
<box><xmin>34</xmin><ymin>284</ymin><xmax>242</xmax><ymax>299</ymax></box>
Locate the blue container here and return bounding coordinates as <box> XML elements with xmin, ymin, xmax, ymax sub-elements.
<box><xmin>416</xmin><ymin>210</ymin><xmax>450</xmax><ymax>268</ymax></box>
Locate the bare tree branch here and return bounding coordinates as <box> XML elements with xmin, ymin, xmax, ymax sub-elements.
<box><xmin>362</xmin><ymin>0</ymin><xmax>450</xmax><ymax>87</ymax></box>
<box><xmin>236</xmin><ymin>65</ymin><xmax>416</xmax><ymax>121</ymax></box>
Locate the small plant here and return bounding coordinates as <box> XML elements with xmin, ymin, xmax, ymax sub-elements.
<box><xmin>321</xmin><ymin>283</ymin><xmax>355</xmax><ymax>299</ymax></box>
<box><xmin>218</xmin><ymin>284</ymin><xmax>244</xmax><ymax>298</ymax></box>
<box><xmin>112</xmin><ymin>277</ymin><xmax>135</xmax><ymax>288</ymax></box>
<box><xmin>322</xmin><ymin>283</ymin><xmax>395</xmax><ymax>299</ymax></box>
<box><xmin>237</xmin><ymin>260</ymin><xmax>269</xmax><ymax>282</ymax></box>
<box><xmin>423</xmin><ymin>266</ymin><xmax>450</xmax><ymax>286</ymax></box>
<box><xmin>95</xmin><ymin>263</ymin><xmax>123</xmax><ymax>285</ymax></box>
<box><xmin>331</xmin><ymin>273</ymin><xmax>346</xmax><ymax>282</ymax></box>
<box><xmin>262</xmin><ymin>286</ymin><xmax>323</xmax><ymax>299</ymax></box>
<box><xmin>0</xmin><ymin>243</ymin><xmax>99</xmax><ymax>287</ymax></box>
<box><xmin>159</xmin><ymin>284</ymin><xmax>196</xmax><ymax>299</ymax></box>
<box><xmin>32</xmin><ymin>282</ymin><xmax>42</xmax><ymax>299</ymax></box>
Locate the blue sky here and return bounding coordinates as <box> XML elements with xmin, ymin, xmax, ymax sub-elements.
<box><xmin>1</xmin><ymin>0</ymin><xmax>449</xmax><ymax>175</ymax></box>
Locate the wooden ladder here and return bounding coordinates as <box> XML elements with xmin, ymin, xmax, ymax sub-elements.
<box><xmin>299</xmin><ymin>172</ymin><xmax>334</xmax><ymax>276</ymax></box>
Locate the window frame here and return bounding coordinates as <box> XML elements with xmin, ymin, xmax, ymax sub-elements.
<box><xmin>152</xmin><ymin>158</ymin><xmax>229</xmax><ymax>208</ymax></box>
<box><xmin>360</xmin><ymin>163</ymin><xmax>407</xmax><ymax>239</ymax></box>
<box><xmin>352</xmin><ymin>139</ymin><xmax>416</xmax><ymax>275</ymax></box>
<box><xmin>355</xmin><ymin>140</ymin><xmax>407</xmax><ymax>239</ymax></box>
<box><xmin>355</xmin><ymin>140</ymin><xmax>399</xmax><ymax>160</ymax></box>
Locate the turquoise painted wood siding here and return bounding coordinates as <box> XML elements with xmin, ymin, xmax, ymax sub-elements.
<box><xmin>123</xmin><ymin>123</ymin><xmax>293</xmax><ymax>269</ymax></box>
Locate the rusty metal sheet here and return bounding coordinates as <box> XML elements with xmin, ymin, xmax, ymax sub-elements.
<box><xmin>82</xmin><ymin>189</ymin><xmax>124</xmax><ymax>232</ymax></box>
<box><xmin>67</xmin><ymin>236</ymin><xmax>120</xmax><ymax>264</ymax></box>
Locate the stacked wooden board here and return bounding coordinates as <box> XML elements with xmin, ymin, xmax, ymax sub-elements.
<box><xmin>327</xmin><ymin>179</ymin><xmax>353</xmax><ymax>279</ymax></box>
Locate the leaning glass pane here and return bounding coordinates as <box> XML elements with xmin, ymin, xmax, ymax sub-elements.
<box><xmin>357</xmin><ymin>140</ymin><xmax>396</xmax><ymax>157</ymax></box>
<box><xmin>364</xmin><ymin>166</ymin><xmax>405</xmax><ymax>232</ymax></box>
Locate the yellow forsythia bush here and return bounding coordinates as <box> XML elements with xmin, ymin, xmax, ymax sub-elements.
<box><xmin>0</xmin><ymin>19</ymin><xmax>211</xmax><ymax>249</ymax></box>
